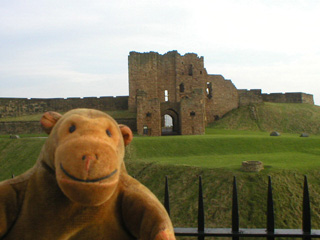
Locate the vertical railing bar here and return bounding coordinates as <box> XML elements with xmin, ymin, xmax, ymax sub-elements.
<box><xmin>198</xmin><ymin>176</ymin><xmax>205</xmax><ymax>240</ymax></box>
<box><xmin>232</xmin><ymin>176</ymin><xmax>239</xmax><ymax>240</ymax></box>
<box><xmin>303</xmin><ymin>175</ymin><xmax>311</xmax><ymax>240</ymax></box>
<box><xmin>267</xmin><ymin>176</ymin><xmax>275</xmax><ymax>240</ymax></box>
<box><xmin>164</xmin><ymin>176</ymin><xmax>170</xmax><ymax>216</ymax></box>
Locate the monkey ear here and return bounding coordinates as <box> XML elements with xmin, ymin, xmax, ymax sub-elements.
<box><xmin>119</xmin><ymin>124</ymin><xmax>133</xmax><ymax>146</ymax></box>
<box><xmin>40</xmin><ymin>111</ymin><xmax>62</xmax><ymax>134</ymax></box>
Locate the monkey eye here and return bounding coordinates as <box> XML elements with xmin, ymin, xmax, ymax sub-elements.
<box><xmin>106</xmin><ymin>129</ymin><xmax>112</xmax><ymax>137</ymax></box>
<box><xmin>69</xmin><ymin>125</ymin><xmax>76</xmax><ymax>133</ymax></box>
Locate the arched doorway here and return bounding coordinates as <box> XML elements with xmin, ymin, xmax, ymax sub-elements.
<box><xmin>161</xmin><ymin>109</ymin><xmax>180</xmax><ymax>136</ymax></box>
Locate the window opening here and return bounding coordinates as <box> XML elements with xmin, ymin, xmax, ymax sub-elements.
<box><xmin>164</xmin><ymin>90</ymin><xmax>169</xmax><ymax>102</ymax></box>
<box><xmin>143</xmin><ymin>125</ymin><xmax>148</xmax><ymax>135</ymax></box>
<box><xmin>188</xmin><ymin>64</ymin><xmax>193</xmax><ymax>76</ymax></box>
<box><xmin>179</xmin><ymin>83</ymin><xmax>185</xmax><ymax>93</ymax></box>
<box><xmin>206</xmin><ymin>82</ymin><xmax>213</xmax><ymax>99</ymax></box>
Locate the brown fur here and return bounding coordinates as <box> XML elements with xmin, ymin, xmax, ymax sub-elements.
<box><xmin>0</xmin><ymin>109</ymin><xmax>175</xmax><ymax>240</ymax></box>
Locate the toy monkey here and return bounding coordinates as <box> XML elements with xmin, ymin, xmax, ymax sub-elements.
<box><xmin>0</xmin><ymin>109</ymin><xmax>175</xmax><ymax>240</ymax></box>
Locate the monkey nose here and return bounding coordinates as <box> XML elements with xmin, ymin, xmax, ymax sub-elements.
<box><xmin>81</xmin><ymin>154</ymin><xmax>98</xmax><ymax>172</ymax></box>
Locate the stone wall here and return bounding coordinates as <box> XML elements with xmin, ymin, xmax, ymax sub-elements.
<box><xmin>0</xmin><ymin>118</ymin><xmax>137</xmax><ymax>135</ymax></box>
<box><xmin>180</xmin><ymin>89</ymin><xmax>206</xmax><ymax>135</ymax></box>
<box><xmin>128</xmin><ymin>51</ymin><xmax>208</xmax><ymax>111</ymax></box>
<box><xmin>136</xmin><ymin>92</ymin><xmax>161</xmax><ymax>136</ymax></box>
<box><xmin>206</xmin><ymin>75</ymin><xmax>239</xmax><ymax>122</ymax></box>
<box><xmin>129</xmin><ymin>51</ymin><xmax>208</xmax><ymax>136</ymax></box>
<box><xmin>0</xmin><ymin>96</ymin><xmax>129</xmax><ymax>118</ymax></box>
<box><xmin>239</xmin><ymin>90</ymin><xmax>314</xmax><ymax>105</ymax></box>
<box><xmin>262</xmin><ymin>92</ymin><xmax>314</xmax><ymax>104</ymax></box>
<box><xmin>238</xmin><ymin>89</ymin><xmax>263</xmax><ymax>106</ymax></box>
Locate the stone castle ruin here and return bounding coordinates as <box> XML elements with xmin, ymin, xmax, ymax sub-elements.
<box><xmin>0</xmin><ymin>50</ymin><xmax>314</xmax><ymax>136</ymax></box>
<box><xmin>128</xmin><ymin>51</ymin><xmax>313</xmax><ymax>136</ymax></box>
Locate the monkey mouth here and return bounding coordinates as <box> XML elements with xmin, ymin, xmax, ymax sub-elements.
<box><xmin>60</xmin><ymin>163</ymin><xmax>117</xmax><ymax>183</ymax></box>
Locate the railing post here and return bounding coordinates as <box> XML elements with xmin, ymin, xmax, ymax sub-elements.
<box><xmin>232</xmin><ymin>176</ymin><xmax>239</xmax><ymax>240</ymax></box>
<box><xmin>303</xmin><ymin>175</ymin><xmax>311</xmax><ymax>240</ymax></box>
<box><xmin>198</xmin><ymin>176</ymin><xmax>205</xmax><ymax>240</ymax></box>
<box><xmin>267</xmin><ymin>176</ymin><xmax>275</xmax><ymax>240</ymax></box>
<box><xmin>164</xmin><ymin>176</ymin><xmax>170</xmax><ymax>216</ymax></box>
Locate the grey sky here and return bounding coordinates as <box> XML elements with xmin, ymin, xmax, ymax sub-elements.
<box><xmin>1</xmin><ymin>0</ymin><xmax>319</xmax><ymax>105</ymax></box>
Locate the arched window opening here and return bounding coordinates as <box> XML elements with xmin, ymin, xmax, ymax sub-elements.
<box><xmin>162</xmin><ymin>114</ymin><xmax>173</xmax><ymax>134</ymax></box>
<box><xmin>164</xmin><ymin>90</ymin><xmax>169</xmax><ymax>102</ymax></box>
<box><xmin>164</xmin><ymin>114</ymin><xmax>173</xmax><ymax>128</ymax></box>
<box><xmin>161</xmin><ymin>109</ymin><xmax>180</xmax><ymax>136</ymax></box>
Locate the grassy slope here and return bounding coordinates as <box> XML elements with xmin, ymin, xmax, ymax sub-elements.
<box><xmin>127</xmin><ymin>131</ymin><xmax>320</xmax><ymax>171</ymax></box>
<box><xmin>1</xmin><ymin>102</ymin><xmax>320</xmax><ymax>238</ymax></box>
<box><xmin>1</xmin><ymin>131</ymin><xmax>319</xmax><ymax>238</ymax></box>
<box><xmin>209</xmin><ymin>102</ymin><xmax>320</xmax><ymax>135</ymax></box>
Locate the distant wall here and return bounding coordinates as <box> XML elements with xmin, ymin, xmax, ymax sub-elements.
<box><xmin>238</xmin><ymin>89</ymin><xmax>263</xmax><ymax>106</ymax></box>
<box><xmin>0</xmin><ymin>96</ymin><xmax>129</xmax><ymax>118</ymax></box>
<box><xmin>238</xmin><ymin>90</ymin><xmax>314</xmax><ymax>106</ymax></box>
<box><xmin>262</xmin><ymin>92</ymin><xmax>314</xmax><ymax>104</ymax></box>
<box><xmin>0</xmin><ymin>118</ymin><xmax>137</xmax><ymax>135</ymax></box>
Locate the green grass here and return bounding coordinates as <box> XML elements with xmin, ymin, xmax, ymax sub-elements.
<box><xmin>127</xmin><ymin>130</ymin><xmax>320</xmax><ymax>171</ymax></box>
<box><xmin>1</xmin><ymin>129</ymin><xmax>320</xmax><ymax>237</ymax></box>
<box><xmin>210</xmin><ymin>102</ymin><xmax>320</xmax><ymax>135</ymax></box>
<box><xmin>0</xmin><ymin>138</ymin><xmax>46</xmax><ymax>180</ymax></box>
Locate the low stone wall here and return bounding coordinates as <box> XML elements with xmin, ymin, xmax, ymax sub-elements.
<box><xmin>242</xmin><ymin>161</ymin><xmax>264</xmax><ymax>172</ymax></box>
<box><xmin>0</xmin><ymin>96</ymin><xmax>129</xmax><ymax>118</ymax></box>
<box><xmin>262</xmin><ymin>92</ymin><xmax>314</xmax><ymax>104</ymax></box>
<box><xmin>238</xmin><ymin>90</ymin><xmax>314</xmax><ymax>106</ymax></box>
<box><xmin>0</xmin><ymin>118</ymin><xmax>137</xmax><ymax>135</ymax></box>
<box><xmin>238</xmin><ymin>89</ymin><xmax>263</xmax><ymax>106</ymax></box>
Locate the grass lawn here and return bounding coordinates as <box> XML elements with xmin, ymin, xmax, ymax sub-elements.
<box><xmin>1</xmin><ymin>129</ymin><xmax>320</xmax><ymax>233</ymax></box>
<box><xmin>127</xmin><ymin>129</ymin><xmax>320</xmax><ymax>172</ymax></box>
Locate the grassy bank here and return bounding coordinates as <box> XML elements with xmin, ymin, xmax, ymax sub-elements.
<box><xmin>210</xmin><ymin>103</ymin><xmax>320</xmax><ymax>135</ymax></box>
<box><xmin>1</xmin><ymin>130</ymin><xmax>320</xmax><ymax>238</ymax></box>
<box><xmin>126</xmin><ymin>162</ymin><xmax>320</xmax><ymax>231</ymax></box>
<box><xmin>127</xmin><ymin>130</ymin><xmax>320</xmax><ymax>172</ymax></box>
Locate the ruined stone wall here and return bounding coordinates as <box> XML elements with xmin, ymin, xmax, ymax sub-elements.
<box><xmin>0</xmin><ymin>96</ymin><xmax>128</xmax><ymax>118</ymax></box>
<box><xmin>262</xmin><ymin>92</ymin><xmax>314</xmax><ymax>104</ymax></box>
<box><xmin>0</xmin><ymin>118</ymin><xmax>136</xmax><ymax>135</ymax></box>
<box><xmin>128</xmin><ymin>51</ymin><xmax>159</xmax><ymax>111</ymax></box>
<box><xmin>206</xmin><ymin>75</ymin><xmax>239</xmax><ymax>122</ymax></box>
<box><xmin>136</xmin><ymin>93</ymin><xmax>161</xmax><ymax>136</ymax></box>
<box><xmin>238</xmin><ymin>89</ymin><xmax>263</xmax><ymax>106</ymax></box>
<box><xmin>180</xmin><ymin>89</ymin><xmax>205</xmax><ymax>135</ymax></box>
<box><xmin>128</xmin><ymin>51</ymin><xmax>208</xmax><ymax>110</ymax></box>
<box><xmin>301</xmin><ymin>93</ymin><xmax>314</xmax><ymax>104</ymax></box>
<box><xmin>129</xmin><ymin>51</ymin><xmax>209</xmax><ymax>136</ymax></box>
<box><xmin>175</xmin><ymin>53</ymin><xmax>208</xmax><ymax>102</ymax></box>
<box><xmin>239</xmin><ymin>90</ymin><xmax>314</xmax><ymax>106</ymax></box>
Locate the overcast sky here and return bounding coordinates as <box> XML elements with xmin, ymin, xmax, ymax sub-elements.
<box><xmin>1</xmin><ymin>0</ymin><xmax>319</xmax><ymax>105</ymax></box>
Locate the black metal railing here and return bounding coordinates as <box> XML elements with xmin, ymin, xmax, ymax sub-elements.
<box><xmin>164</xmin><ymin>176</ymin><xmax>320</xmax><ymax>239</ymax></box>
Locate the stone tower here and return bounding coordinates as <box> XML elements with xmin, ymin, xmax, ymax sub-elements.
<box><xmin>128</xmin><ymin>51</ymin><xmax>239</xmax><ymax>136</ymax></box>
